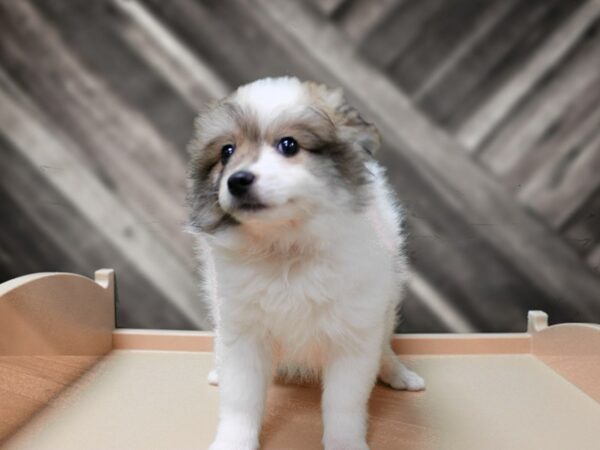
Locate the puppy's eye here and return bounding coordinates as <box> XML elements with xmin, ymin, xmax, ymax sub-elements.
<box><xmin>277</xmin><ymin>137</ymin><xmax>299</xmax><ymax>157</ymax></box>
<box><xmin>221</xmin><ymin>144</ymin><xmax>235</xmax><ymax>164</ymax></box>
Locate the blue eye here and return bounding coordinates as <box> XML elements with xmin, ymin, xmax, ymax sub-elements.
<box><xmin>277</xmin><ymin>137</ymin><xmax>299</xmax><ymax>157</ymax></box>
<box><xmin>221</xmin><ymin>144</ymin><xmax>235</xmax><ymax>164</ymax></box>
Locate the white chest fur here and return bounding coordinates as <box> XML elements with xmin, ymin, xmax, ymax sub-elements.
<box><xmin>207</xmin><ymin>203</ymin><xmax>401</xmax><ymax>369</ymax></box>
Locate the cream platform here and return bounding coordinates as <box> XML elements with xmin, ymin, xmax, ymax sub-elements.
<box><xmin>1</xmin><ymin>270</ymin><xmax>599</xmax><ymax>449</ymax></box>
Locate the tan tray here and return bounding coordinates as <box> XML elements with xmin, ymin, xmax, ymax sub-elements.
<box><xmin>1</xmin><ymin>270</ymin><xmax>599</xmax><ymax>449</ymax></box>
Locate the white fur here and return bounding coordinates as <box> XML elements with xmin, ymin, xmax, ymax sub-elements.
<box><xmin>234</xmin><ymin>76</ymin><xmax>305</xmax><ymax>129</ymax></box>
<box><xmin>197</xmin><ymin>78</ymin><xmax>424</xmax><ymax>450</ymax></box>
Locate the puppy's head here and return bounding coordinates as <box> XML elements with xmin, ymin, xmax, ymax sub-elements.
<box><xmin>187</xmin><ymin>77</ymin><xmax>380</xmax><ymax>233</ymax></box>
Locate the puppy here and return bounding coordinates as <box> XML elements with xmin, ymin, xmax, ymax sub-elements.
<box><xmin>187</xmin><ymin>77</ymin><xmax>424</xmax><ymax>450</ymax></box>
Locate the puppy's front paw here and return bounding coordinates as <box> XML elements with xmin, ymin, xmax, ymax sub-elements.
<box><xmin>388</xmin><ymin>368</ymin><xmax>425</xmax><ymax>391</ymax></box>
<box><xmin>207</xmin><ymin>368</ymin><xmax>219</xmax><ymax>385</ymax></box>
<box><xmin>324</xmin><ymin>438</ymin><xmax>369</xmax><ymax>450</ymax></box>
<box><xmin>210</xmin><ymin>422</ymin><xmax>259</xmax><ymax>450</ymax></box>
<box><xmin>209</xmin><ymin>437</ymin><xmax>257</xmax><ymax>450</ymax></box>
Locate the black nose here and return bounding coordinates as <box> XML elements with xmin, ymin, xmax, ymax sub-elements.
<box><xmin>227</xmin><ymin>170</ymin><xmax>255</xmax><ymax>197</ymax></box>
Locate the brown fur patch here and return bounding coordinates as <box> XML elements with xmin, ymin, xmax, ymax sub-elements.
<box><xmin>266</xmin><ymin>107</ymin><xmax>337</xmax><ymax>153</ymax></box>
<box><xmin>305</xmin><ymin>81</ymin><xmax>380</xmax><ymax>155</ymax></box>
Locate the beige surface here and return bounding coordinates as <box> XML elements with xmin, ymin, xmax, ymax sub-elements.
<box><xmin>0</xmin><ymin>356</ymin><xmax>98</xmax><ymax>444</ymax></box>
<box><xmin>5</xmin><ymin>351</ymin><xmax>600</xmax><ymax>450</ymax></box>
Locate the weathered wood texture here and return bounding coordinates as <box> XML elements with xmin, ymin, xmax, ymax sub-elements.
<box><xmin>0</xmin><ymin>0</ymin><xmax>599</xmax><ymax>332</ymax></box>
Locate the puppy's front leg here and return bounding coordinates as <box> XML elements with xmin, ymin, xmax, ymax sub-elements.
<box><xmin>322</xmin><ymin>337</ymin><xmax>381</xmax><ymax>450</ymax></box>
<box><xmin>210</xmin><ymin>333</ymin><xmax>271</xmax><ymax>450</ymax></box>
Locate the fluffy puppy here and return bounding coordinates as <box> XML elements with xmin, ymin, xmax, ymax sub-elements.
<box><xmin>187</xmin><ymin>77</ymin><xmax>424</xmax><ymax>450</ymax></box>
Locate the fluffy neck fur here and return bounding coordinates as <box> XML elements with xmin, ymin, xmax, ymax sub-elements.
<box><xmin>209</xmin><ymin>200</ymin><xmax>370</xmax><ymax>263</ymax></box>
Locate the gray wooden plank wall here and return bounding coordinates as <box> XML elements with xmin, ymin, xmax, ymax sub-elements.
<box><xmin>0</xmin><ymin>0</ymin><xmax>599</xmax><ymax>333</ymax></box>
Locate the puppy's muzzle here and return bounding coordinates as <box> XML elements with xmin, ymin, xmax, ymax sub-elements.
<box><xmin>228</xmin><ymin>170</ymin><xmax>256</xmax><ymax>198</ymax></box>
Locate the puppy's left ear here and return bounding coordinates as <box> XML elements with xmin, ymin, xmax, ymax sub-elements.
<box><xmin>337</xmin><ymin>103</ymin><xmax>380</xmax><ymax>155</ymax></box>
<box><xmin>316</xmin><ymin>84</ymin><xmax>381</xmax><ymax>155</ymax></box>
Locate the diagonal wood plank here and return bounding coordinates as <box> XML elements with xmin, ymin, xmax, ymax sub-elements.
<box><xmin>588</xmin><ymin>244</ymin><xmax>600</xmax><ymax>274</ymax></box>
<box><xmin>142</xmin><ymin>0</ymin><xmax>317</xmax><ymax>88</ymax></box>
<box><xmin>397</xmin><ymin>287</ymin><xmax>456</xmax><ymax>333</ymax></box>
<box><xmin>407</xmin><ymin>272</ymin><xmax>476</xmax><ymax>333</ymax></box>
<box><xmin>0</xmin><ymin>1</ymin><xmax>194</xmax><ymax>267</ymax></box>
<box><xmin>457</xmin><ymin>0</ymin><xmax>600</xmax><ymax>151</ymax></box>
<box><xmin>359</xmin><ymin>0</ymin><xmax>446</xmax><ymax>70</ymax></box>
<box><xmin>0</xmin><ymin>75</ymin><xmax>209</xmax><ymax>329</ymax></box>
<box><xmin>477</xmin><ymin>26</ymin><xmax>600</xmax><ymax>186</ymax></box>
<box><xmin>32</xmin><ymin>0</ymin><xmax>198</xmax><ymax>154</ymax></box>
<box><xmin>332</xmin><ymin>0</ymin><xmax>402</xmax><ymax>44</ymax></box>
<box><xmin>253</xmin><ymin>0</ymin><xmax>600</xmax><ymax>321</ymax></box>
<box><xmin>309</xmin><ymin>0</ymin><xmax>349</xmax><ymax>17</ymax></box>
<box><xmin>0</xmin><ymin>136</ymin><xmax>195</xmax><ymax>329</ymax></box>
<box><xmin>518</xmin><ymin>124</ymin><xmax>600</xmax><ymax>228</ymax></box>
<box><xmin>409</xmin><ymin>0</ymin><xmax>516</xmax><ymax>101</ymax></box>
<box><xmin>416</xmin><ymin>0</ymin><xmax>582</xmax><ymax>130</ymax></box>
<box><xmin>563</xmin><ymin>188</ymin><xmax>600</xmax><ymax>261</ymax></box>
<box><xmin>111</xmin><ymin>0</ymin><xmax>229</xmax><ymax>108</ymax></box>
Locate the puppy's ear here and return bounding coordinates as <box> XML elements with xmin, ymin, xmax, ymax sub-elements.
<box><xmin>336</xmin><ymin>103</ymin><xmax>381</xmax><ymax>155</ymax></box>
<box><xmin>186</xmin><ymin>105</ymin><xmax>237</xmax><ymax>234</ymax></box>
<box><xmin>312</xmin><ymin>84</ymin><xmax>381</xmax><ymax>155</ymax></box>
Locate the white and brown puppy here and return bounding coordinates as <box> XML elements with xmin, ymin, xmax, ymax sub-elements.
<box><xmin>187</xmin><ymin>77</ymin><xmax>424</xmax><ymax>450</ymax></box>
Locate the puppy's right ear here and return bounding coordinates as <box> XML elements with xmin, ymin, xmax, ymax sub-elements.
<box><xmin>313</xmin><ymin>84</ymin><xmax>380</xmax><ymax>155</ymax></box>
<box><xmin>186</xmin><ymin>107</ymin><xmax>236</xmax><ymax>234</ymax></box>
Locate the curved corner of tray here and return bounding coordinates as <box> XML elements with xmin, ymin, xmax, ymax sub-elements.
<box><xmin>527</xmin><ymin>310</ymin><xmax>600</xmax><ymax>357</ymax></box>
<box><xmin>0</xmin><ymin>270</ymin><xmax>116</xmax><ymax>356</ymax></box>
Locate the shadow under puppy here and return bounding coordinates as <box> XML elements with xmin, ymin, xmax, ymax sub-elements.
<box><xmin>187</xmin><ymin>77</ymin><xmax>425</xmax><ymax>450</ymax></box>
